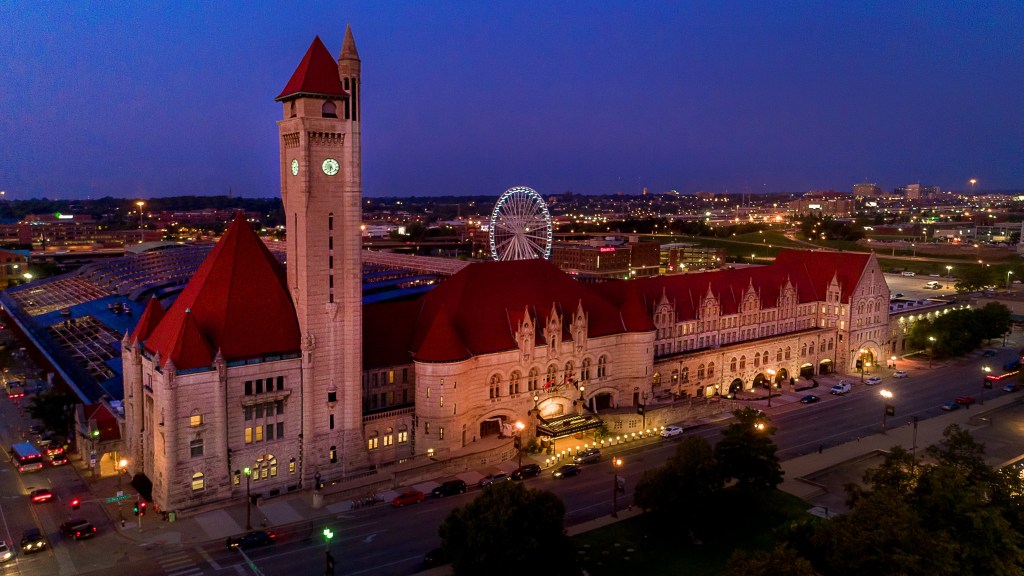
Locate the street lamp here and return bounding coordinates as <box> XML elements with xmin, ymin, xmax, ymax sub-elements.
<box><xmin>858</xmin><ymin>348</ymin><xmax>868</xmax><ymax>383</ymax></box>
<box><xmin>880</xmin><ymin>389</ymin><xmax>893</xmax><ymax>432</ymax></box>
<box><xmin>514</xmin><ymin>420</ymin><xmax>525</xmax><ymax>471</ymax></box>
<box><xmin>611</xmin><ymin>456</ymin><xmax>623</xmax><ymax>518</ymax></box>
<box><xmin>982</xmin><ymin>366</ymin><xmax>991</xmax><ymax>405</ymax></box>
<box><xmin>927</xmin><ymin>336</ymin><xmax>936</xmax><ymax>368</ymax></box>
<box><xmin>890</xmin><ymin>355</ymin><xmax>897</xmax><ymax>370</ymax></box>
<box><xmin>946</xmin><ymin>265</ymin><xmax>953</xmax><ymax>289</ymax></box>
<box><xmin>969</xmin><ymin>178</ymin><xmax>977</xmax><ymax>196</ymax></box>
<box><xmin>136</xmin><ymin>200</ymin><xmax>145</xmax><ymax>233</ymax></box>
<box><xmin>765</xmin><ymin>368</ymin><xmax>776</xmax><ymax>407</ymax></box>
<box><xmin>243</xmin><ymin>466</ymin><xmax>252</xmax><ymax>530</ymax></box>
<box><xmin>1007</xmin><ymin>270</ymin><xmax>1014</xmax><ymax>290</ymax></box>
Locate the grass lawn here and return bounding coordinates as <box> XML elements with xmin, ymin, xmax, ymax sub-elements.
<box><xmin>572</xmin><ymin>489</ymin><xmax>812</xmax><ymax>575</ymax></box>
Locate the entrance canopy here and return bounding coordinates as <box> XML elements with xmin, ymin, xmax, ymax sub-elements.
<box><xmin>536</xmin><ymin>413</ymin><xmax>603</xmax><ymax>438</ymax></box>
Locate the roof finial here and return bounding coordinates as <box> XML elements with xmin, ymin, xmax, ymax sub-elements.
<box><xmin>340</xmin><ymin>24</ymin><xmax>360</xmax><ymax>61</ymax></box>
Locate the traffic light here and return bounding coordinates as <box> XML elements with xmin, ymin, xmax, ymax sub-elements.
<box><xmin>133</xmin><ymin>501</ymin><xmax>140</xmax><ymax>515</ymax></box>
<box><xmin>70</xmin><ymin>498</ymin><xmax>80</xmax><ymax>510</ymax></box>
<box><xmin>139</xmin><ymin>501</ymin><xmax>146</xmax><ymax>516</ymax></box>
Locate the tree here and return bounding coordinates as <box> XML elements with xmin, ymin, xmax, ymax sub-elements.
<box><xmin>714</xmin><ymin>408</ymin><xmax>783</xmax><ymax>492</ymax></box>
<box><xmin>26</xmin><ymin>391</ymin><xmax>75</xmax><ymax>439</ymax></box>
<box><xmin>439</xmin><ymin>481</ymin><xmax>578</xmax><ymax>576</ymax></box>
<box><xmin>633</xmin><ymin>435</ymin><xmax>721</xmax><ymax>527</ymax></box>
<box><xmin>723</xmin><ymin>545</ymin><xmax>820</xmax><ymax>576</ymax></box>
<box><xmin>955</xmin><ymin>264</ymin><xmax>997</xmax><ymax>294</ymax></box>
<box><xmin>976</xmin><ymin>301</ymin><xmax>1013</xmax><ymax>342</ymax></box>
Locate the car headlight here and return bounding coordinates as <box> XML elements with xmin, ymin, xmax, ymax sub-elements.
<box><xmin>2</xmin><ymin>552</ymin><xmax>12</xmax><ymax>560</ymax></box>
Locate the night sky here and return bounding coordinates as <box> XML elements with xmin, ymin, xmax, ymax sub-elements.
<box><xmin>2</xmin><ymin>1</ymin><xmax>1022</xmax><ymax>200</ymax></box>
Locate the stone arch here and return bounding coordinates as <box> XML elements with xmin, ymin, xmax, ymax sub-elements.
<box><xmin>728</xmin><ymin>378</ymin><xmax>743</xmax><ymax>395</ymax></box>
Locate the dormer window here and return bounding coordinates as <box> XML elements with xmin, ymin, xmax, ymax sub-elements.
<box><xmin>322</xmin><ymin>101</ymin><xmax>338</xmax><ymax>118</ymax></box>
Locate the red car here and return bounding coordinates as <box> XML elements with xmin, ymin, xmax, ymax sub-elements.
<box><xmin>391</xmin><ymin>490</ymin><xmax>425</xmax><ymax>507</ymax></box>
<box><xmin>955</xmin><ymin>395</ymin><xmax>976</xmax><ymax>406</ymax></box>
<box><xmin>29</xmin><ymin>489</ymin><xmax>54</xmax><ymax>503</ymax></box>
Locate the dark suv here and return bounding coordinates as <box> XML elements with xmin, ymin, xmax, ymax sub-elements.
<box><xmin>511</xmin><ymin>464</ymin><xmax>541</xmax><ymax>480</ymax></box>
<box><xmin>59</xmin><ymin>518</ymin><xmax>97</xmax><ymax>540</ymax></box>
<box><xmin>431</xmin><ymin>479</ymin><xmax>467</xmax><ymax>498</ymax></box>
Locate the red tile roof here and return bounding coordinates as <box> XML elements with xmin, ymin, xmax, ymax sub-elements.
<box><xmin>412</xmin><ymin>305</ymin><xmax>471</xmax><ymax>363</ymax></box>
<box><xmin>130</xmin><ymin>296</ymin><xmax>165</xmax><ymax>345</ymax></box>
<box><xmin>364</xmin><ymin>299</ymin><xmax>420</xmax><ymax>367</ymax></box>
<box><xmin>84</xmin><ymin>404</ymin><xmax>121</xmax><ymax>442</ymax></box>
<box><xmin>409</xmin><ymin>259</ymin><xmax>629</xmax><ymax>360</ymax></box>
<box><xmin>774</xmin><ymin>249</ymin><xmax>870</xmax><ymax>303</ymax></box>
<box><xmin>276</xmin><ymin>36</ymin><xmax>347</xmax><ymax>101</ymax></box>
<box><xmin>144</xmin><ymin>213</ymin><xmax>299</xmax><ymax>370</ymax></box>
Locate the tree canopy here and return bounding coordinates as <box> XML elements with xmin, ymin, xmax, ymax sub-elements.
<box><xmin>715</xmin><ymin>407</ymin><xmax>784</xmax><ymax>492</ymax></box>
<box><xmin>439</xmin><ymin>481</ymin><xmax>578</xmax><ymax>576</ymax></box>
<box><xmin>905</xmin><ymin>302</ymin><xmax>1012</xmax><ymax>358</ymax></box>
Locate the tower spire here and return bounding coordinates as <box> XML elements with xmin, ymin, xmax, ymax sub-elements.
<box><xmin>340</xmin><ymin>24</ymin><xmax>360</xmax><ymax>61</ymax></box>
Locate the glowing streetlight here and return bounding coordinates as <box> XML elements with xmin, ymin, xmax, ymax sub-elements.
<box><xmin>136</xmin><ymin>200</ymin><xmax>146</xmax><ymax>242</ymax></box>
<box><xmin>879</xmin><ymin>389</ymin><xmax>894</xmax><ymax>431</ymax></box>
<box><xmin>611</xmin><ymin>457</ymin><xmax>624</xmax><ymax>518</ymax></box>
<box><xmin>946</xmin><ymin>265</ymin><xmax>953</xmax><ymax>289</ymax></box>
<box><xmin>982</xmin><ymin>366</ymin><xmax>991</xmax><ymax>405</ymax></box>
<box><xmin>927</xmin><ymin>336</ymin><xmax>936</xmax><ymax>368</ymax></box>
<box><xmin>765</xmin><ymin>368</ymin><xmax>776</xmax><ymax>407</ymax></box>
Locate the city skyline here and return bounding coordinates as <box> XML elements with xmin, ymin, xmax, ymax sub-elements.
<box><xmin>2</xmin><ymin>1</ymin><xmax>1022</xmax><ymax>200</ymax></box>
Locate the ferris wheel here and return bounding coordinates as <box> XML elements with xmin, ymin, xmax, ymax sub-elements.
<box><xmin>489</xmin><ymin>186</ymin><xmax>553</xmax><ymax>261</ymax></box>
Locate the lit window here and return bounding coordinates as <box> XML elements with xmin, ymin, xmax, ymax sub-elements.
<box><xmin>398</xmin><ymin>430</ymin><xmax>408</xmax><ymax>443</ymax></box>
<box><xmin>289</xmin><ymin>458</ymin><xmax>296</xmax><ymax>474</ymax></box>
<box><xmin>191</xmin><ymin>472</ymin><xmax>205</xmax><ymax>492</ymax></box>
<box><xmin>439</xmin><ymin>426</ymin><xmax>445</xmax><ymax>440</ymax></box>
<box><xmin>368</xmin><ymin>435</ymin><xmax>379</xmax><ymax>450</ymax></box>
<box><xmin>255</xmin><ymin>426</ymin><xmax>264</xmax><ymax>442</ymax></box>
<box><xmin>329</xmin><ymin>446</ymin><xmax>337</xmax><ymax>463</ymax></box>
<box><xmin>245</xmin><ymin>427</ymin><xmax>253</xmax><ymax>444</ymax></box>
<box><xmin>190</xmin><ymin>414</ymin><xmax>203</xmax><ymax>427</ymax></box>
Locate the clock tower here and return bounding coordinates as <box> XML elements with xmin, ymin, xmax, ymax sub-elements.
<box><xmin>276</xmin><ymin>27</ymin><xmax>366</xmax><ymax>482</ymax></box>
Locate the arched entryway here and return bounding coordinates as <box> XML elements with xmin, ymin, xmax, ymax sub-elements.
<box><xmin>855</xmin><ymin>347</ymin><xmax>877</xmax><ymax>373</ymax></box>
<box><xmin>800</xmin><ymin>363</ymin><xmax>814</xmax><ymax>379</ymax></box>
<box><xmin>819</xmin><ymin>359</ymin><xmax>833</xmax><ymax>375</ymax></box>
<box><xmin>728</xmin><ymin>378</ymin><xmax>743</xmax><ymax>395</ymax></box>
<box><xmin>752</xmin><ymin>373</ymin><xmax>768</xmax><ymax>389</ymax></box>
<box><xmin>594</xmin><ymin>393</ymin><xmax>613</xmax><ymax>411</ymax></box>
<box><xmin>774</xmin><ymin>368</ymin><xmax>789</xmax><ymax>384</ymax></box>
<box><xmin>479</xmin><ymin>416</ymin><xmax>505</xmax><ymax>438</ymax></box>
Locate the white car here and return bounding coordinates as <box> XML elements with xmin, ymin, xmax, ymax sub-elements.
<box><xmin>893</xmin><ymin>370</ymin><xmax>908</xmax><ymax>378</ymax></box>
<box><xmin>660</xmin><ymin>425</ymin><xmax>684</xmax><ymax>438</ymax></box>
<box><xmin>865</xmin><ymin>376</ymin><xmax>883</xmax><ymax>386</ymax></box>
<box><xmin>0</xmin><ymin>540</ymin><xmax>12</xmax><ymax>564</ymax></box>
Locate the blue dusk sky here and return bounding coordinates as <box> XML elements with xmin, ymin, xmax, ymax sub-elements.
<box><xmin>1</xmin><ymin>1</ymin><xmax>1022</xmax><ymax>200</ymax></box>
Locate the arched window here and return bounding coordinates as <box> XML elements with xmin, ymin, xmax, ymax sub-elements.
<box><xmin>546</xmin><ymin>364</ymin><xmax>558</xmax><ymax>386</ymax></box>
<box><xmin>707</xmin><ymin>362</ymin><xmax>715</xmax><ymax>377</ymax></box>
<box><xmin>801</xmin><ymin>343</ymin><xmax>807</xmax><ymax>356</ymax></box>
<box><xmin>671</xmin><ymin>369</ymin><xmax>679</xmax><ymax>383</ymax></box>
<box><xmin>697</xmin><ymin>364</ymin><xmax>705</xmax><ymax>379</ymax></box>
<box><xmin>762</xmin><ymin>351</ymin><xmax>770</xmax><ymax>365</ymax></box>
<box><xmin>191</xmin><ymin>472</ymin><xmax>205</xmax><ymax>492</ymax></box>
<box><xmin>754</xmin><ymin>354</ymin><xmax>760</xmax><ymax>368</ymax></box>
<box><xmin>322</xmin><ymin>101</ymin><xmax>338</xmax><ymax>118</ymax></box>
<box><xmin>597</xmin><ymin>356</ymin><xmax>608</xmax><ymax>378</ymax></box>
<box><xmin>367</xmin><ymin>431</ymin><xmax>379</xmax><ymax>450</ymax></box>
<box><xmin>785</xmin><ymin>346</ymin><xmax>791</xmax><ymax>360</ymax></box>
<box><xmin>564</xmin><ymin>361</ymin><xmax>575</xmax><ymax>383</ymax></box>
<box><xmin>828</xmin><ymin>338</ymin><xmax>834</xmax><ymax>351</ymax></box>
<box><xmin>739</xmin><ymin>355</ymin><xmax>746</xmax><ymax>370</ymax></box>
<box><xmin>776</xmin><ymin>348</ymin><xmax>783</xmax><ymax>362</ymax></box>
<box><xmin>489</xmin><ymin>375</ymin><xmax>501</xmax><ymax>399</ymax></box>
<box><xmin>329</xmin><ymin>446</ymin><xmax>337</xmax><ymax>463</ymax></box>
<box><xmin>681</xmin><ymin>367</ymin><xmax>689</xmax><ymax>382</ymax></box>
<box><xmin>581</xmin><ymin>358</ymin><xmax>591</xmax><ymax>382</ymax></box>
<box><xmin>509</xmin><ymin>371</ymin><xmax>521</xmax><ymax>395</ymax></box>
<box><xmin>730</xmin><ymin>357</ymin><xmax>737</xmax><ymax>372</ymax></box>
<box><xmin>653</xmin><ymin>372</ymin><xmax>662</xmax><ymax>385</ymax></box>
<box><xmin>528</xmin><ymin>368</ymin><xmax>539</xmax><ymax>391</ymax></box>
<box><xmin>383</xmin><ymin>427</ymin><xmax>394</xmax><ymax>447</ymax></box>
<box><xmin>809</xmin><ymin>342</ymin><xmax>815</xmax><ymax>355</ymax></box>
<box><xmin>252</xmin><ymin>454</ymin><xmax>277</xmax><ymax>480</ymax></box>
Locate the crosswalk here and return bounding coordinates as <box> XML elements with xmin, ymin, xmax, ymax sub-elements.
<box><xmin>155</xmin><ymin>549</ymin><xmax>203</xmax><ymax>576</ymax></box>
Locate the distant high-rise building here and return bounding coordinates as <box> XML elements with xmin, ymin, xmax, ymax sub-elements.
<box><xmin>853</xmin><ymin>183</ymin><xmax>881</xmax><ymax>197</ymax></box>
<box><xmin>896</xmin><ymin>184</ymin><xmax>940</xmax><ymax>199</ymax></box>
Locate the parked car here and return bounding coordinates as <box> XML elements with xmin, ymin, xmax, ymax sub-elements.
<box><xmin>890</xmin><ymin>292</ymin><xmax>905</xmax><ymax>300</ymax></box>
<box><xmin>660</xmin><ymin>425</ymin><xmax>684</xmax><ymax>437</ymax></box>
<box><xmin>865</xmin><ymin>376</ymin><xmax>882</xmax><ymax>386</ymax></box>
<box><xmin>48</xmin><ymin>453</ymin><xmax>68</xmax><ymax>466</ymax></box>
<box><xmin>0</xmin><ymin>540</ymin><xmax>12</xmax><ymax>564</ymax></box>
<box><xmin>830</xmin><ymin>382</ymin><xmax>852</xmax><ymax>395</ymax></box>
<box><xmin>511</xmin><ymin>463</ymin><xmax>542</xmax><ymax>480</ymax></box>
<box><xmin>1004</xmin><ymin>382</ymin><xmax>1020</xmax><ymax>393</ymax></box>
<box><xmin>553</xmin><ymin>464</ymin><xmax>581</xmax><ymax>478</ymax></box>
<box><xmin>29</xmin><ymin>488</ymin><xmax>54</xmax><ymax>504</ymax></box>
<box><xmin>955</xmin><ymin>395</ymin><xmax>976</xmax><ymax>406</ymax></box>
<box><xmin>226</xmin><ymin>530</ymin><xmax>276</xmax><ymax>549</ymax></box>
<box><xmin>983</xmin><ymin>350</ymin><xmax>997</xmax><ymax>357</ymax></box>
<box><xmin>1005</xmin><ymin>359</ymin><xmax>1021</xmax><ymax>371</ymax></box>
<box><xmin>573</xmin><ymin>448</ymin><xmax>601</xmax><ymax>464</ymax></box>
<box><xmin>431</xmin><ymin>480</ymin><xmax>467</xmax><ymax>498</ymax></box>
<box><xmin>941</xmin><ymin>401</ymin><xmax>961</xmax><ymax>411</ymax></box>
<box><xmin>19</xmin><ymin>528</ymin><xmax>47</xmax><ymax>555</ymax></box>
<box><xmin>893</xmin><ymin>370</ymin><xmax>908</xmax><ymax>378</ymax></box>
<box><xmin>59</xmin><ymin>518</ymin><xmax>97</xmax><ymax>540</ymax></box>
<box><xmin>799</xmin><ymin>395</ymin><xmax>819</xmax><ymax>404</ymax></box>
<box><xmin>391</xmin><ymin>490</ymin><xmax>426</xmax><ymax>507</ymax></box>
<box><xmin>478</xmin><ymin>473</ymin><xmax>510</xmax><ymax>487</ymax></box>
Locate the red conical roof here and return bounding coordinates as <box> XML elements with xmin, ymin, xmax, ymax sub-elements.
<box><xmin>163</xmin><ymin>310</ymin><xmax>214</xmax><ymax>370</ymax></box>
<box><xmin>131</xmin><ymin>296</ymin><xmax>165</xmax><ymax>345</ymax></box>
<box><xmin>276</xmin><ymin>36</ymin><xmax>347</xmax><ymax>101</ymax></box>
<box><xmin>144</xmin><ymin>213</ymin><xmax>300</xmax><ymax>370</ymax></box>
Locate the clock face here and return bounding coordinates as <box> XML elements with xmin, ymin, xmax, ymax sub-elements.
<box><xmin>290</xmin><ymin>159</ymin><xmax>298</xmax><ymax>176</ymax></box>
<box><xmin>322</xmin><ymin>158</ymin><xmax>340</xmax><ymax>176</ymax></box>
